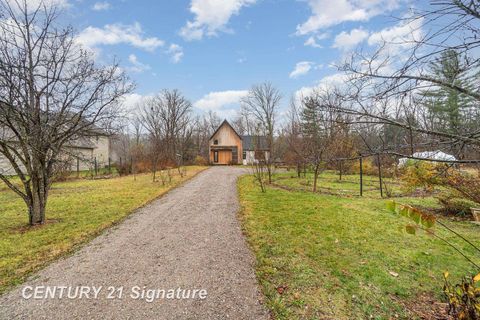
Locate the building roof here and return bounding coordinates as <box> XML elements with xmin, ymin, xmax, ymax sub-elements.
<box><xmin>209</xmin><ymin>119</ymin><xmax>242</xmax><ymax>141</ymax></box>
<box><xmin>209</xmin><ymin>120</ymin><xmax>269</xmax><ymax>151</ymax></box>
<box><xmin>241</xmin><ymin>135</ymin><xmax>269</xmax><ymax>151</ymax></box>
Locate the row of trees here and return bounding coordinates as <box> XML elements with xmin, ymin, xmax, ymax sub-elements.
<box><xmin>2</xmin><ymin>0</ymin><xmax>480</xmax><ymax>227</ymax></box>
<box><xmin>113</xmin><ymin>83</ymin><xmax>283</xmax><ymax>185</ymax></box>
<box><xmin>277</xmin><ymin>1</ymin><xmax>480</xmax><ymax>192</ymax></box>
<box><xmin>312</xmin><ymin>1</ymin><xmax>480</xmax><ymax>163</ymax></box>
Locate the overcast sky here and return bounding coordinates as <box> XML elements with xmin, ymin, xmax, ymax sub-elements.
<box><xmin>52</xmin><ymin>0</ymin><xmax>423</xmax><ymax>119</ymax></box>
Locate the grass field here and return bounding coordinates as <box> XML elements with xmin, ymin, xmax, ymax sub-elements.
<box><xmin>0</xmin><ymin>166</ymin><xmax>206</xmax><ymax>294</ymax></box>
<box><xmin>238</xmin><ymin>171</ymin><xmax>480</xmax><ymax>319</ymax></box>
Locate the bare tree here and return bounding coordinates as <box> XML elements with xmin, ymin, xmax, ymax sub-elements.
<box><xmin>139</xmin><ymin>89</ymin><xmax>192</xmax><ymax>171</ymax></box>
<box><xmin>241</xmin><ymin>82</ymin><xmax>282</xmax><ymax>183</ymax></box>
<box><xmin>284</xmin><ymin>98</ymin><xmax>307</xmax><ymax>177</ymax></box>
<box><xmin>0</xmin><ymin>1</ymin><xmax>132</xmax><ymax>225</ymax></box>
<box><xmin>330</xmin><ymin>0</ymin><xmax>480</xmax><ymax>162</ymax></box>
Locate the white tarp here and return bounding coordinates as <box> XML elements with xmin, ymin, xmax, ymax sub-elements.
<box><xmin>398</xmin><ymin>150</ymin><xmax>457</xmax><ymax>166</ymax></box>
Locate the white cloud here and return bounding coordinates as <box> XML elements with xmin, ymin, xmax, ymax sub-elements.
<box><xmin>4</xmin><ymin>0</ymin><xmax>69</xmax><ymax>11</ymax></box>
<box><xmin>295</xmin><ymin>73</ymin><xmax>349</xmax><ymax>101</ymax></box>
<box><xmin>180</xmin><ymin>0</ymin><xmax>256</xmax><ymax>41</ymax></box>
<box><xmin>120</xmin><ymin>93</ymin><xmax>152</xmax><ymax>112</ymax></box>
<box><xmin>127</xmin><ymin>54</ymin><xmax>150</xmax><ymax>73</ymax></box>
<box><xmin>368</xmin><ymin>17</ymin><xmax>423</xmax><ymax>49</ymax></box>
<box><xmin>92</xmin><ymin>2</ymin><xmax>111</xmax><ymax>11</ymax></box>
<box><xmin>304</xmin><ymin>36</ymin><xmax>322</xmax><ymax>48</ymax></box>
<box><xmin>167</xmin><ymin>44</ymin><xmax>184</xmax><ymax>63</ymax></box>
<box><xmin>304</xmin><ymin>33</ymin><xmax>329</xmax><ymax>48</ymax></box>
<box><xmin>332</xmin><ymin>28</ymin><xmax>369</xmax><ymax>51</ymax></box>
<box><xmin>76</xmin><ymin>22</ymin><xmax>164</xmax><ymax>52</ymax></box>
<box><xmin>289</xmin><ymin>61</ymin><xmax>317</xmax><ymax>79</ymax></box>
<box><xmin>296</xmin><ymin>0</ymin><xmax>400</xmax><ymax>35</ymax></box>
<box><xmin>194</xmin><ymin>90</ymin><xmax>248</xmax><ymax>112</ymax></box>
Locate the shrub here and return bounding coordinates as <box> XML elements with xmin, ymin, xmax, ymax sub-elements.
<box><xmin>443</xmin><ymin>170</ymin><xmax>480</xmax><ymax>205</ymax></box>
<box><xmin>399</xmin><ymin>161</ymin><xmax>442</xmax><ymax>193</ymax></box>
<box><xmin>194</xmin><ymin>155</ymin><xmax>208</xmax><ymax>166</ymax></box>
<box><xmin>116</xmin><ymin>163</ymin><xmax>132</xmax><ymax>176</ymax></box>
<box><xmin>443</xmin><ymin>273</ymin><xmax>480</xmax><ymax>320</ymax></box>
<box><xmin>351</xmin><ymin>158</ymin><xmax>378</xmax><ymax>176</ymax></box>
<box><xmin>437</xmin><ymin>193</ymin><xmax>477</xmax><ymax>217</ymax></box>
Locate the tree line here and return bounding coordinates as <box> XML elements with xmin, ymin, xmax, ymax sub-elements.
<box><xmin>1</xmin><ymin>0</ymin><xmax>480</xmax><ymax>226</ymax></box>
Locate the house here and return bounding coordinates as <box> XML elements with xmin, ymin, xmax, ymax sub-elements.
<box><xmin>209</xmin><ymin>120</ymin><xmax>270</xmax><ymax>165</ymax></box>
<box><xmin>0</xmin><ymin>134</ymin><xmax>111</xmax><ymax>175</ymax></box>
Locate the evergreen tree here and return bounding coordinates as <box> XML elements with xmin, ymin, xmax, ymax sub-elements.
<box><xmin>421</xmin><ymin>50</ymin><xmax>476</xmax><ymax>135</ymax></box>
<box><xmin>300</xmin><ymin>97</ymin><xmax>326</xmax><ymax>192</ymax></box>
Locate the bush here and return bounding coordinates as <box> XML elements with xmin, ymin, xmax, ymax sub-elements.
<box><xmin>443</xmin><ymin>170</ymin><xmax>480</xmax><ymax>204</ymax></box>
<box><xmin>444</xmin><ymin>273</ymin><xmax>480</xmax><ymax>320</ymax></box>
<box><xmin>399</xmin><ymin>161</ymin><xmax>442</xmax><ymax>193</ymax></box>
<box><xmin>351</xmin><ymin>158</ymin><xmax>378</xmax><ymax>176</ymax></box>
<box><xmin>194</xmin><ymin>155</ymin><xmax>208</xmax><ymax>166</ymax></box>
<box><xmin>437</xmin><ymin>193</ymin><xmax>477</xmax><ymax>217</ymax></box>
<box><xmin>116</xmin><ymin>163</ymin><xmax>132</xmax><ymax>176</ymax></box>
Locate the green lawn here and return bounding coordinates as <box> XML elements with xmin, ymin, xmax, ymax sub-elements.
<box><xmin>0</xmin><ymin>166</ymin><xmax>207</xmax><ymax>294</ymax></box>
<box><xmin>238</xmin><ymin>171</ymin><xmax>480</xmax><ymax>319</ymax></box>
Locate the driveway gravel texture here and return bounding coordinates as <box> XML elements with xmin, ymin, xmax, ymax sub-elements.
<box><xmin>0</xmin><ymin>167</ymin><xmax>268</xmax><ymax>320</ymax></box>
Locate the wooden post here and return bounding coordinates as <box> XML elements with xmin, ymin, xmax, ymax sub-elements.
<box><xmin>377</xmin><ymin>154</ymin><xmax>383</xmax><ymax>198</ymax></box>
<box><xmin>76</xmin><ymin>158</ymin><xmax>80</xmax><ymax>178</ymax></box>
<box><xmin>119</xmin><ymin>157</ymin><xmax>122</xmax><ymax>168</ymax></box>
<box><xmin>108</xmin><ymin>157</ymin><xmax>111</xmax><ymax>174</ymax></box>
<box><xmin>359</xmin><ymin>156</ymin><xmax>363</xmax><ymax>197</ymax></box>
<box><xmin>94</xmin><ymin>157</ymin><xmax>98</xmax><ymax>176</ymax></box>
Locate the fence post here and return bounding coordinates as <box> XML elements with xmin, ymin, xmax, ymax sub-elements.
<box><xmin>359</xmin><ymin>156</ymin><xmax>363</xmax><ymax>197</ymax></box>
<box><xmin>377</xmin><ymin>153</ymin><xmax>383</xmax><ymax>198</ymax></box>
<box><xmin>108</xmin><ymin>157</ymin><xmax>111</xmax><ymax>174</ymax></box>
<box><xmin>94</xmin><ymin>157</ymin><xmax>98</xmax><ymax>176</ymax></box>
<box><xmin>77</xmin><ymin>158</ymin><xmax>80</xmax><ymax>178</ymax></box>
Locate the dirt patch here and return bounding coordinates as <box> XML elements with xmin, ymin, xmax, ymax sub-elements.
<box><xmin>393</xmin><ymin>292</ymin><xmax>450</xmax><ymax>320</ymax></box>
<box><xmin>9</xmin><ymin>219</ymin><xmax>62</xmax><ymax>233</ymax></box>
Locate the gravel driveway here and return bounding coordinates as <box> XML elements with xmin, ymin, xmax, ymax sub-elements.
<box><xmin>0</xmin><ymin>167</ymin><xmax>268</xmax><ymax>320</ymax></box>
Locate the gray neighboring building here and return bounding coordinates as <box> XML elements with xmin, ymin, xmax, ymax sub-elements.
<box><xmin>0</xmin><ymin>135</ymin><xmax>111</xmax><ymax>175</ymax></box>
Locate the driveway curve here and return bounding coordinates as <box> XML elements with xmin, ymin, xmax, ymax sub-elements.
<box><xmin>0</xmin><ymin>167</ymin><xmax>268</xmax><ymax>320</ymax></box>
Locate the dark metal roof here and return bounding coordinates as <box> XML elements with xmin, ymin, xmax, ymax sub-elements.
<box><xmin>241</xmin><ymin>135</ymin><xmax>269</xmax><ymax>151</ymax></box>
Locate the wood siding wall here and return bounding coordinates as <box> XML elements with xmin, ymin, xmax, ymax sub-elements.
<box><xmin>209</xmin><ymin>123</ymin><xmax>242</xmax><ymax>164</ymax></box>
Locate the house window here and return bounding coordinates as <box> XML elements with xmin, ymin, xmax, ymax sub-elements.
<box><xmin>214</xmin><ymin>151</ymin><xmax>218</xmax><ymax>163</ymax></box>
<box><xmin>242</xmin><ymin>151</ymin><xmax>246</xmax><ymax>160</ymax></box>
<box><xmin>214</xmin><ymin>139</ymin><xmax>218</xmax><ymax>145</ymax></box>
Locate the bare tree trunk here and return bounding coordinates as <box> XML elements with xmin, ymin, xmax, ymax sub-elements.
<box><xmin>313</xmin><ymin>163</ymin><xmax>320</xmax><ymax>192</ymax></box>
<box><xmin>29</xmin><ymin>170</ymin><xmax>48</xmax><ymax>225</ymax></box>
<box><xmin>339</xmin><ymin>161</ymin><xmax>343</xmax><ymax>181</ymax></box>
<box><xmin>152</xmin><ymin>158</ymin><xmax>157</xmax><ymax>182</ymax></box>
<box><xmin>266</xmin><ymin>164</ymin><xmax>272</xmax><ymax>184</ymax></box>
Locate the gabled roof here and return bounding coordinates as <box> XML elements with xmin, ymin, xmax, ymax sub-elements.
<box><xmin>209</xmin><ymin>119</ymin><xmax>242</xmax><ymax>141</ymax></box>
<box><xmin>241</xmin><ymin>135</ymin><xmax>269</xmax><ymax>151</ymax></box>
